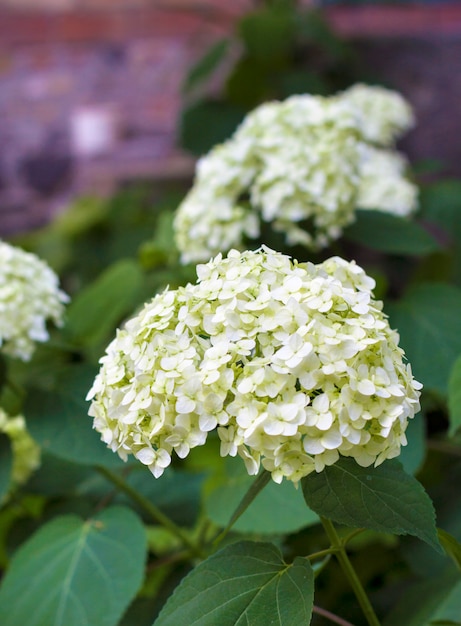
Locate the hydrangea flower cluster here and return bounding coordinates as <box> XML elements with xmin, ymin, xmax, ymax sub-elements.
<box><xmin>174</xmin><ymin>84</ymin><xmax>417</xmax><ymax>263</ymax></box>
<box><xmin>340</xmin><ymin>83</ymin><xmax>415</xmax><ymax>146</ymax></box>
<box><xmin>88</xmin><ymin>248</ymin><xmax>421</xmax><ymax>484</ymax></box>
<box><xmin>0</xmin><ymin>241</ymin><xmax>69</xmax><ymax>361</ymax></box>
<box><xmin>356</xmin><ymin>145</ymin><xmax>418</xmax><ymax>217</ymax></box>
<box><xmin>0</xmin><ymin>409</ymin><xmax>41</xmax><ymax>487</ymax></box>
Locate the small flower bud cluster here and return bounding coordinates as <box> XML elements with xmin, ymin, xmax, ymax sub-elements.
<box><xmin>174</xmin><ymin>85</ymin><xmax>417</xmax><ymax>263</ymax></box>
<box><xmin>0</xmin><ymin>241</ymin><xmax>69</xmax><ymax>360</ymax></box>
<box><xmin>88</xmin><ymin>248</ymin><xmax>421</xmax><ymax>484</ymax></box>
<box><xmin>0</xmin><ymin>409</ymin><xmax>41</xmax><ymax>487</ymax></box>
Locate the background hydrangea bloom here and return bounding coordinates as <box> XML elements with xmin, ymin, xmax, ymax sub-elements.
<box><xmin>174</xmin><ymin>85</ymin><xmax>417</xmax><ymax>263</ymax></box>
<box><xmin>0</xmin><ymin>240</ymin><xmax>69</xmax><ymax>360</ymax></box>
<box><xmin>0</xmin><ymin>409</ymin><xmax>41</xmax><ymax>487</ymax></box>
<box><xmin>356</xmin><ymin>145</ymin><xmax>418</xmax><ymax>217</ymax></box>
<box><xmin>340</xmin><ymin>83</ymin><xmax>415</xmax><ymax>147</ymax></box>
<box><xmin>88</xmin><ymin>248</ymin><xmax>421</xmax><ymax>484</ymax></box>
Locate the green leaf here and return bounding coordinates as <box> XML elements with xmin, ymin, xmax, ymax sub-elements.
<box><xmin>182</xmin><ymin>39</ymin><xmax>229</xmax><ymax>94</ymax></box>
<box><xmin>225</xmin><ymin>56</ymin><xmax>270</xmax><ymax>108</ymax></box>
<box><xmin>64</xmin><ymin>259</ymin><xmax>143</xmax><ymax>357</ymax></box>
<box><xmin>206</xmin><ymin>458</ymin><xmax>318</xmax><ymax>534</ymax></box>
<box><xmin>25</xmin><ymin>364</ymin><xmax>122</xmax><ymax>467</ymax></box>
<box><xmin>420</xmin><ymin>179</ymin><xmax>461</xmax><ymax>234</ymax></box>
<box><xmin>438</xmin><ymin>529</ymin><xmax>461</xmax><ymax>572</ymax></box>
<box><xmin>239</xmin><ymin>7</ymin><xmax>295</xmax><ymax>65</ymax></box>
<box><xmin>302</xmin><ymin>458</ymin><xmax>440</xmax><ymax>551</ymax></box>
<box><xmin>420</xmin><ymin>179</ymin><xmax>461</xmax><ymax>286</ymax></box>
<box><xmin>179</xmin><ymin>100</ymin><xmax>246</xmax><ymax>156</ymax></box>
<box><xmin>383</xmin><ymin>571</ymin><xmax>461</xmax><ymax>626</ymax></box>
<box><xmin>448</xmin><ymin>354</ymin><xmax>461</xmax><ymax>436</ymax></box>
<box><xmin>0</xmin><ymin>434</ymin><xmax>13</xmax><ymax>502</ymax></box>
<box><xmin>0</xmin><ymin>354</ymin><xmax>7</xmax><ymax>394</ymax></box>
<box><xmin>154</xmin><ymin>541</ymin><xmax>314</xmax><ymax>626</ymax></box>
<box><xmin>399</xmin><ymin>415</ymin><xmax>426</xmax><ymax>475</ymax></box>
<box><xmin>386</xmin><ymin>284</ymin><xmax>461</xmax><ymax>394</ymax></box>
<box><xmin>0</xmin><ymin>506</ymin><xmax>147</xmax><ymax>626</ymax></box>
<box><xmin>344</xmin><ymin>210</ymin><xmax>441</xmax><ymax>255</ymax></box>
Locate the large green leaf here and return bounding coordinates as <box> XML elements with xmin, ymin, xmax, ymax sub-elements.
<box><xmin>386</xmin><ymin>284</ymin><xmax>461</xmax><ymax>394</ymax></box>
<box><xmin>154</xmin><ymin>541</ymin><xmax>314</xmax><ymax>626</ymax></box>
<box><xmin>0</xmin><ymin>506</ymin><xmax>147</xmax><ymax>626</ymax></box>
<box><xmin>206</xmin><ymin>458</ymin><xmax>318</xmax><ymax>534</ymax></box>
<box><xmin>302</xmin><ymin>458</ymin><xmax>440</xmax><ymax>551</ymax></box>
<box><xmin>24</xmin><ymin>364</ymin><xmax>122</xmax><ymax>467</ymax></box>
<box><xmin>383</xmin><ymin>571</ymin><xmax>461</xmax><ymax>626</ymax></box>
<box><xmin>64</xmin><ymin>258</ymin><xmax>143</xmax><ymax>357</ymax></box>
<box><xmin>344</xmin><ymin>210</ymin><xmax>441</xmax><ymax>255</ymax></box>
<box><xmin>448</xmin><ymin>354</ymin><xmax>461</xmax><ymax>436</ymax></box>
<box><xmin>0</xmin><ymin>434</ymin><xmax>13</xmax><ymax>502</ymax></box>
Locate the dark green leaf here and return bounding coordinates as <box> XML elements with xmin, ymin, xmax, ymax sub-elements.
<box><xmin>225</xmin><ymin>57</ymin><xmax>270</xmax><ymax>108</ymax></box>
<box><xmin>386</xmin><ymin>284</ymin><xmax>461</xmax><ymax>394</ymax></box>
<box><xmin>107</xmin><ymin>467</ymin><xmax>204</xmax><ymax>527</ymax></box>
<box><xmin>399</xmin><ymin>415</ymin><xmax>426</xmax><ymax>475</ymax></box>
<box><xmin>448</xmin><ymin>355</ymin><xmax>461</xmax><ymax>436</ymax></box>
<box><xmin>239</xmin><ymin>7</ymin><xmax>295</xmax><ymax>65</ymax></box>
<box><xmin>64</xmin><ymin>259</ymin><xmax>143</xmax><ymax>357</ymax></box>
<box><xmin>438</xmin><ymin>529</ymin><xmax>461</xmax><ymax>572</ymax></box>
<box><xmin>0</xmin><ymin>355</ymin><xmax>8</xmax><ymax>394</ymax></box>
<box><xmin>383</xmin><ymin>571</ymin><xmax>461</xmax><ymax>626</ymax></box>
<box><xmin>302</xmin><ymin>458</ymin><xmax>440</xmax><ymax>551</ymax></box>
<box><xmin>344</xmin><ymin>210</ymin><xmax>441</xmax><ymax>255</ymax></box>
<box><xmin>420</xmin><ymin>179</ymin><xmax>461</xmax><ymax>234</ymax></box>
<box><xmin>0</xmin><ymin>506</ymin><xmax>147</xmax><ymax>626</ymax></box>
<box><xmin>420</xmin><ymin>180</ymin><xmax>461</xmax><ymax>286</ymax></box>
<box><xmin>182</xmin><ymin>39</ymin><xmax>230</xmax><ymax>94</ymax></box>
<box><xmin>206</xmin><ymin>458</ymin><xmax>318</xmax><ymax>534</ymax></box>
<box><xmin>0</xmin><ymin>434</ymin><xmax>13</xmax><ymax>502</ymax></box>
<box><xmin>154</xmin><ymin>541</ymin><xmax>314</xmax><ymax>626</ymax></box>
<box><xmin>25</xmin><ymin>364</ymin><xmax>122</xmax><ymax>467</ymax></box>
<box><xmin>179</xmin><ymin>100</ymin><xmax>246</xmax><ymax>156</ymax></box>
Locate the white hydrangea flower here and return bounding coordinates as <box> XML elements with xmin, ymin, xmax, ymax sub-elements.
<box><xmin>174</xmin><ymin>85</ymin><xmax>417</xmax><ymax>262</ymax></box>
<box><xmin>174</xmin><ymin>95</ymin><xmax>363</xmax><ymax>262</ymax></box>
<box><xmin>0</xmin><ymin>409</ymin><xmax>41</xmax><ymax>487</ymax></box>
<box><xmin>340</xmin><ymin>83</ymin><xmax>415</xmax><ymax>146</ymax></box>
<box><xmin>88</xmin><ymin>247</ymin><xmax>422</xmax><ymax>484</ymax></box>
<box><xmin>0</xmin><ymin>241</ymin><xmax>69</xmax><ymax>361</ymax></box>
<box><xmin>356</xmin><ymin>145</ymin><xmax>418</xmax><ymax>217</ymax></box>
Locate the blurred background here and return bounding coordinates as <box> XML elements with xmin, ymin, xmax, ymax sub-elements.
<box><xmin>0</xmin><ymin>0</ymin><xmax>460</xmax><ymax>236</ymax></box>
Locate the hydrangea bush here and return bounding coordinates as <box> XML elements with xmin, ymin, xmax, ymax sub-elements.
<box><xmin>1</xmin><ymin>77</ymin><xmax>460</xmax><ymax>626</ymax></box>
<box><xmin>88</xmin><ymin>248</ymin><xmax>421</xmax><ymax>483</ymax></box>
<box><xmin>174</xmin><ymin>85</ymin><xmax>417</xmax><ymax>262</ymax></box>
<box><xmin>0</xmin><ymin>240</ymin><xmax>68</xmax><ymax>360</ymax></box>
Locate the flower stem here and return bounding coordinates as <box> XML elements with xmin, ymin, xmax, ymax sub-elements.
<box><xmin>313</xmin><ymin>605</ymin><xmax>356</xmax><ymax>626</ymax></box>
<box><xmin>96</xmin><ymin>465</ymin><xmax>205</xmax><ymax>559</ymax></box>
<box><xmin>212</xmin><ymin>469</ymin><xmax>271</xmax><ymax>548</ymax></box>
<box><xmin>320</xmin><ymin>517</ymin><xmax>381</xmax><ymax>626</ymax></box>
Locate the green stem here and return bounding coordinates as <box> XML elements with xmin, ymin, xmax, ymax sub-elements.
<box><xmin>212</xmin><ymin>469</ymin><xmax>271</xmax><ymax>548</ymax></box>
<box><xmin>320</xmin><ymin>517</ymin><xmax>381</xmax><ymax>626</ymax></box>
<box><xmin>313</xmin><ymin>605</ymin><xmax>356</xmax><ymax>626</ymax></box>
<box><xmin>307</xmin><ymin>547</ymin><xmax>335</xmax><ymax>562</ymax></box>
<box><xmin>428</xmin><ymin>438</ymin><xmax>461</xmax><ymax>457</ymax></box>
<box><xmin>96</xmin><ymin>465</ymin><xmax>205</xmax><ymax>559</ymax></box>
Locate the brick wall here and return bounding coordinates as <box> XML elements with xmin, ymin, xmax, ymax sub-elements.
<box><xmin>0</xmin><ymin>3</ymin><xmax>460</xmax><ymax>235</ymax></box>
